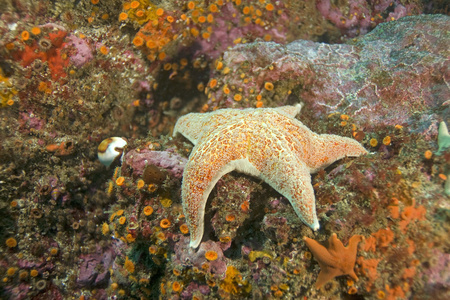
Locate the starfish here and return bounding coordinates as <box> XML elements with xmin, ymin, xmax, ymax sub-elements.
<box><xmin>173</xmin><ymin>104</ymin><xmax>367</xmax><ymax>248</ymax></box>
<box><xmin>304</xmin><ymin>233</ymin><xmax>364</xmax><ymax>289</ymax></box>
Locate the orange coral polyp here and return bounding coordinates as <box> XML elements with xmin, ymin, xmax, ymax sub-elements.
<box><xmin>205</xmin><ymin>250</ymin><xmax>218</xmax><ymax>261</ymax></box>
<box><xmin>202</xmin><ymin>32</ymin><xmax>211</xmax><ymax>39</ymax></box>
<box><xmin>31</xmin><ymin>27</ymin><xmax>41</xmax><ymax>35</ymax></box>
<box><xmin>143</xmin><ymin>205</ymin><xmax>153</xmax><ymax>216</ymax></box>
<box><xmin>116</xmin><ymin>176</ymin><xmax>125</xmax><ymax>186</ymax></box>
<box><xmin>209</xmin><ymin>79</ymin><xmax>218</xmax><ymax>88</ymax></box>
<box><xmin>133</xmin><ymin>36</ymin><xmax>144</xmax><ymax>47</ymax></box>
<box><xmin>160</xmin><ymin>218</ymin><xmax>171</xmax><ymax>228</ymax></box>
<box><xmin>264</xmin><ymin>82</ymin><xmax>274</xmax><ymax>91</ymax></box>
<box><xmin>21</xmin><ymin>31</ymin><xmax>30</xmax><ymax>41</ymax></box>
<box><xmin>209</xmin><ymin>4</ymin><xmax>218</xmax><ymax>12</ymax></box>
<box><xmin>377</xmin><ymin>290</ymin><xmax>386</xmax><ymax>299</ymax></box>
<box><xmin>266</xmin><ymin>3</ymin><xmax>275</xmax><ymax>11</ymax></box>
<box><xmin>119</xmin><ymin>13</ymin><xmax>128</xmax><ymax>21</ymax></box>
<box><xmin>172</xmin><ymin>281</ymin><xmax>182</xmax><ymax>292</ymax></box>
<box><xmin>130</xmin><ymin>1</ymin><xmax>140</xmax><ymax>9</ymax></box>
<box><xmin>149</xmin><ymin>245</ymin><xmax>157</xmax><ymax>254</ymax></box>
<box><xmin>146</xmin><ymin>40</ymin><xmax>157</xmax><ymax>49</ymax></box>
<box><xmin>156</xmin><ymin>8</ymin><xmax>164</xmax><ymax>16</ymax></box>
<box><xmin>180</xmin><ymin>224</ymin><xmax>189</xmax><ymax>234</ymax></box>
<box><xmin>225</xmin><ymin>214</ymin><xmax>235</xmax><ymax>222</ymax></box>
<box><xmin>158</xmin><ymin>52</ymin><xmax>166</xmax><ymax>60</ymax></box>
<box><xmin>100</xmin><ymin>46</ymin><xmax>108</xmax><ymax>55</ymax></box>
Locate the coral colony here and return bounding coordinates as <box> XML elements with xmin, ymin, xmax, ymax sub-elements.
<box><xmin>0</xmin><ymin>1</ymin><xmax>448</xmax><ymax>300</ymax></box>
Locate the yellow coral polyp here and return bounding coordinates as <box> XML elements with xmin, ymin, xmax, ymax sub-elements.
<box><xmin>50</xmin><ymin>247</ymin><xmax>58</xmax><ymax>256</ymax></box>
<box><xmin>160</xmin><ymin>198</ymin><xmax>172</xmax><ymax>208</ymax></box>
<box><xmin>248</xmin><ymin>250</ymin><xmax>272</xmax><ymax>262</ymax></box>
<box><xmin>220</xmin><ymin>266</ymin><xmax>250</xmax><ymax>295</ymax></box>
<box><xmin>126</xmin><ymin>233</ymin><xmax>136</xmax><ymax>243</ymax></box>
<box><xmin>7</xmin><ymin>267</ymin><xmax>16</xmax><ymax>276</ymax></box>
<box><xmin>136</xmin><ymin>179</ymin><xmax>145</xmax><ymax>189</ymax></box>
<box><xmin>102</xmin><ymin>222</ymin><xmax>110</xmax><ymax>235</ymax></box>
<box><xmin>6</xmin><ymin>237</ymin><xmax>17</xmax><ymax>248</ymax></box>
<box><xmin>124</xmin><ymin>256</ymin><xmax>135</xmax><ymax>273</ymax></box>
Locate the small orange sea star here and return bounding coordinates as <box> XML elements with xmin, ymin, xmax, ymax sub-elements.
<box><xmin>304</xmin><ymin>233</ymin><xmax>364</xmax><ymax>289</ymax></box>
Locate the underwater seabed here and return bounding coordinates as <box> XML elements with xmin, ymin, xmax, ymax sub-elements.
<box><xmin>0</xmin><ymin>0</ymin><xmax>449</xmax><ymax>299</ymax></box>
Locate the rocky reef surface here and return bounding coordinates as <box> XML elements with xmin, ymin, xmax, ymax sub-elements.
<box><xmin>0</xmin><ymin>1</ymin><xmax>448</xmax><ymax>299</ymax></box>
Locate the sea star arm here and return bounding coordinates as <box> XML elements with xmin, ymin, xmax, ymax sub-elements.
<box><xmin>316</xmin><ymin>267</ymin><xmax>342</xmax><ymax>289</ymax></box>
<box><xmin>273</xmin><ymin>103</ymin><xmax>303</xmax><ymax>118</ymax></box>
<box><xmin>172</xmin><ymin>113</ymin><xmax>208</xmax><ymax>145</ymax></box>
<box><xmin>257</xmin><ymin>155</ymin><xmax>320</xmax><ymax>231</ymax></box>
<box><xmin>181</xmin><ymin>133</ymin><xmax>256</xmax><ymax>248</ymax></box>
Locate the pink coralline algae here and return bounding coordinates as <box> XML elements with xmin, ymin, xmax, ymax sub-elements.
<box><xmin>423</xmin><ymin>250</ymin><xmax>450</xmax><ymax>294</ymax></box>
<box><xmin>174</xmin><ymin>238</ymin><xmax>227</xmax><ymax>277</ymax></box>
<box><xmin>181</xmin><ymin>282</ymin><xmax>211</xmax><ymax>299</ymax></box>
<box><xmin>316</xmin><ymin>0</ymin><xmax>420</xmax><ymax>36</ymax></box>
<box><xmin>207</xmin><ymin>15</ymin><xmax>449</xmax><ymax>131</ymax></box>
<box><xmin>65</xmin><ymin>35</ymin><xmax>93</xmax><ymax>68</ymax></box>
<box><xmin>77</xmin><ymin>247</ymin><xmax>114</xmax><ymax>287</ymax></box>
<box><xmin>19</xmin><ymin>111</ymin><xmax>46</xmax><ymax>132</ymax></box>
<box><xmin>194</xmin><ymin>2</ymin><xmax>287</xmax><ymax>60</ymax></box>
<box><xmin>124</xmin><ymin>149</ymin><xmax>187</xmax><ymax>179</ymax></box>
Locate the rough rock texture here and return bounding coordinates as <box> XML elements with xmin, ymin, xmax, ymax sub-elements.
<box><xmin>208</xmin><ymin>15</ymin><xmax>449</xmax><ymax>131</ymax></box>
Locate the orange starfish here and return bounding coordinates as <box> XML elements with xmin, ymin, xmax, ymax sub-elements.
<box><xmin>304</xmin><ymin>233</ymin><xmax>363</xmax><ymax>289</ymax></box>
<box><xmin>174</xmin><ymin>104</ymin><xmax>367</xmax><ymax>248</ymax></box>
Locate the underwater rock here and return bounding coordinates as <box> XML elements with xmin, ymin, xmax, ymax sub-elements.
<box><xmin>208</xmin><ymin>15</ymin><xmax>449</xmax><ymax>131</ymax></box>
<box><xmin>124</xmin><ymin>149</ymin><xmax>187</xmax><ymax>179</ymax></box>
<box><xmin>77</xmin><ymin>248</ymin><xmax>114</xmax><ymax>287</ymax></box>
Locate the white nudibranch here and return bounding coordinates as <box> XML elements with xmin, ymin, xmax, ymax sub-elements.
<box><xmin>97</xmin><ymin>137</ymin><xmax>127</xmax><ymax>167</ymax></box>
